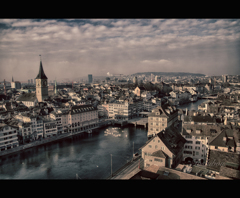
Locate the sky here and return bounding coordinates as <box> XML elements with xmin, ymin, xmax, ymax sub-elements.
<box><xmin>0</xmin><ymin>18</ymin><xmax>240</xmax><ymax>82</ymax></box>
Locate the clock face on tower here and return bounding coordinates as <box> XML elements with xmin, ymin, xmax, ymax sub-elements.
<box><xmin>42</xmin><ymin>79</ymin><xmax>47</xmax><ymax>87</ymax></box>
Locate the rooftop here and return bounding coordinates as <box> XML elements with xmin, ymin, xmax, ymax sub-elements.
<box><xmin>17</xmin><ymin>93</ymin><xmax>37</xmax><ymax>102</ymax></box>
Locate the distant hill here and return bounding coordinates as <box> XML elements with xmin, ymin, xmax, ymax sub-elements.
<box><xmin>131</xmin><ymin>72</ymin><xmax>205</xmax><ymax>77</ymax></box>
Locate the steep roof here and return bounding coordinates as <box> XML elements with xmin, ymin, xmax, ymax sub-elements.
<box><xmin>157</xmin><ymin>126</ymin><xmax>187</xmax><ymax>156</ymax></box>
<box><xmin>207</xmin><ymin>149</ymin><xmax>240</xmax><ymax>172</ymax></box>
<box><xmin>17</xmin><ymin>93</ymin><xmax>37</xmax><ymax>102</ymax></box>
<box><xmin>182</xmin><ymin>124</ymin><xmax>223</xmax><ymax>137</ymax></box>
<box><xmin>70</xmin><ymin>104</ymin><xmax>97</xmax><ymax>114</ymax></box>
<box><xmin>184</xmin><ymin>115</ymin><xmax>215</xmax><ymax>123</ymax></box>
<box><xmin>208</xmin><ymin>126</ymin><xmax>240</xmax><ymax>148</ymax></box>
<box><xmin>148</xmin><ymin>102</ymin><xmax>177</xmax><ymax>118</ymax></box>
<box><xmin>36</xmin><ymin>61</ymin><xmax>48</xmax><ymax>79</ymax></box>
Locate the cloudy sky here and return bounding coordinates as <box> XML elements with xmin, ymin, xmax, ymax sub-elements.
<box><xmin>0</xmin><ymin>18</ymin><xmax>240</xmax><ymax>81</ymax></box>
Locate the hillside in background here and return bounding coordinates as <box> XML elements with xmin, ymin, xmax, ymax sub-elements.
<box><xmin>131</xmin><ymin>72</ymin><xmax>205</xmax><ymax>76</ymax></box>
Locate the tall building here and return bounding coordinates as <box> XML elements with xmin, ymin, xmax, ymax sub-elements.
<box><xmin>31</xmin><ymin>79</ymin><xmax>33</xmax><ymax>84</ymax></box>
<box><xmin>54</xmin><ymin>79</ymin><xmax>57</xmax><ymax>94</ymax></box>
<box><xmin>222</xmin><ymin>75</ymin><xmax>228</xmax><ymax>83</ymax></box>
<box><xmin>28</xmin><ymin>79</ymin><xmax>30</xmax><ymax>84</ymax></box>
<box><xmin>151</xmin><ymin>73</ymin><xmax>155</xmax><ymax>82</ymax></box>
<box><xmin>35</xmin><ymin>56</ymin><xmax>48</xmax><ymax>102</ymax></box>
<box><xmin>88</xmin><ymin>74</ymin><xmax>93</xmax><ymax>84</ymax></box>
<box><xmin>133</xmin><ymin>76</ymin><xmax>138</xmax><ymax>84</ymax></box>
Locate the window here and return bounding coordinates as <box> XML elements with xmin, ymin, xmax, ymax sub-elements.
<box><xmin>161</xmin><ymin>146</ymin><xmax>165</xmax><ymax>150</ymax></box>
<box><xmin>196</xmin><ymin>141</ymin><xmax>201</xmax><ymax>144</ymax></box>
<box><xmin>158</xmin><ymin>140</ymin><xmax>160</xmax><ymax>143</ymax></box>
<box><xmin>149</xmin><ymin>145</ymin><xmax>152</xmax><ymax>148</ymax></box>
<box><xmin>215</xmin><ymin>146</ymin><xmax>218</xmax><ymax>149</ymax></box>
<box><xmin>162</xmin><ymin>124</ymin><xmax>164</xmax><ymax>126</ymax></box>
<box><xmin>155</xmin><ymin>145</ymin><xmax>158</xmax><ymax>149</ymax></box>
<box><xmin>154</xmin><ymin>158</ymin><xmax>163</xmax><ymax>162</ymax></box>
<box><xmin>196</xmin><ymin>152</ymin><xmax>199</xmax><ymax>155</ymax></box>
<box><xmin>185</xmin><ymin>135</ymin><xmax>192</xmax><ymax>139</ymax></box>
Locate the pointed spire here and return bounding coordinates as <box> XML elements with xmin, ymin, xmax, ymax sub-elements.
<box><xmin>55</xmin><ymin>78</ymin><xmax>57</xmax><ymax>94</ymax></box>
<box><xmin>36</xmin><ymin>55</ymin><xmax>48</xmax><ymax>79</ymax></box>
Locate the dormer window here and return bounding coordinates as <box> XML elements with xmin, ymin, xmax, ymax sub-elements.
<box><xmin>186</xmin><ymin>129</ymin><xmax>192</xmax><ymax>133</ymax></box>
<box><xmin>196</xmin><ymin>130</ymin><xmax>201</xmax><ymax>134</ymax></box>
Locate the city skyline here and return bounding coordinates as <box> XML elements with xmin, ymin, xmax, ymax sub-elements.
<box><xmin>0</xmin><ymin>18</ymin><xmax>240</xmax><ymax>81</ymax></box>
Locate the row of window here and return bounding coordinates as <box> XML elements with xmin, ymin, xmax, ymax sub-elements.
<box><xmin>185</xmin><ymin>141</ymin><xmax>201</xmax><ymax>144</ymax></box>
<box><xmin>148</xmin><ymin>158</ymin><xmax>163</xmax><ymax>162</ymax></box>
<box><xmin>183</xmin><ymin>150</ymin><xmax>204</xmax><ymax>156</ymax></box>
<box><xmin>150</xmin><ymin>118</ymin><xmax>166</xmax><ymax>121</ymax></box>
<box><xmin>148</xmin><ymin>145</ymin><xmax>165</xmax><ymax>150</ymax></box>
<box><xmin>184</xmin><ymin>145</ymin><xmax>201</xmax><ymax>150</ymax></box>
<box><xmin>185</xmin><ymin>135</ymin><xmax>205</xmax><ymax>140</ymax></box>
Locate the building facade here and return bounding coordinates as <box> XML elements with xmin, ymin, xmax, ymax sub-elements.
<box><xmin>140</xmin><ymin>126</ymin><xmax>186</xmax><ymax>169</ymax></box>
<box><xmin>148</xmin><ymin>100</ymin><xmax>178</xmax><ymax>137</ymax></box>
<box><xmin>88</xmin><ymin>74</ymin><xmax>93</xmax><ymax>84</ymax></box>
<box><xmin>0</xmin><ymin>123</ymin><xmax>19</xmax><ymax>151</ymax></box>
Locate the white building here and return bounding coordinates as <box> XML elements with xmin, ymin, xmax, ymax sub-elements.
<box><xmin>43</xmin><ymin>119</ymin><xmax>58</xmax><ymax>138</ymax></box>
<box><xmin>0</xmin><ymin>123</ymin><xmax>19</xmax><ymax>151</ymax></box>
<box><xmin>67</xmin><ymin>105</ymin><xmax>99</xmax><ymax>134</ymax></box>
<box><xmin>181</xmin><ymin>124</ymin><xmax>222</xmax><ymax>164</ymax></box>
<box><xmin>14</xmin><ymin>113</ymin><xmax>44</xmax><ymax>140</ymax></box>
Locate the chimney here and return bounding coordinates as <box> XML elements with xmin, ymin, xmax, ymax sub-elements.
<box><xmin>224</xmin><ymin>117</ymin><xmax>228</xmax><ymax>125</ymax></box>
<box><xmin>223</xmin><ymin>136</ymin><xmax>227</xmax><ymax>142</ymax></box>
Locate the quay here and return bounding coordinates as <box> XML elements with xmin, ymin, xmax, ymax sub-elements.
<box><xmin>0</xmin><ymin>117</ymin><xmax>147</xmax><ymax>158</ymax></box>
<box><xmin>0</xmin><ymin>126</ymin><xmax>99</xmax><ymax>158</ymax></box>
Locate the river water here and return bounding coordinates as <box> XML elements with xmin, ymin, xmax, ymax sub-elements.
<box><xmin>0</xmin><ymin>99</ymin><xmax>208</xmax><ymax>179</ymax></box>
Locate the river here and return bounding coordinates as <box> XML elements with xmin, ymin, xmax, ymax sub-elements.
<box><xmin>0</xmin><ymin>99</ymin><xmax>208</xmax><ymax>179</ymax></box>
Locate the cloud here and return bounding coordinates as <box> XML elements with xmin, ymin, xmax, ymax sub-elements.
<box><xmin>0</xmin><ymin>19</ymin><xmax>240</xmax><ymax>81</ymax></box>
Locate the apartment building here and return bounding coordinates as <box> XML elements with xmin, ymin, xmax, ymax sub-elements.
<box><xmin>140</xmin><ymin>126</ymin><xmax>186</xmax><ymax>169</ymax></box>
<box><xmin>49</xmin><ymin>111</ymin><xmax>63</xmax><ymax>134</ymax></box>
<box><xmin>43</xmin><ymin>119</ymin><xmax>58</xmax><ymax>138</ymax></box>
<box><xmin>148</xmin><ymin>100</ymin><xmax>178</xmax><ymax>137</ymax></box>
<box><xmin>67</xmin><ymin>104</ymin><xmax>99</xmax><ymax>134</ymax></box>
<box><xmin>15</xmin><ymin>113</ymin><xmax>44</xmax><ymax>140</ymax></box>
<box><xmin>0</xmin><ymin>123</ymin><xmax>19</xmax><ymax>151</ymax></box>
<box><xmin>206</xmin><ymin>126</ymin><xmax>240</xmax><ymax>179</ymax></box>
<box><xmin>18</xmin><ymin>122</ymin><xmax>32</xmax><ymax>143</ymax></box>
<box><xmin>181</xmin><ymin>124</ymin><xmax>222</xmax><ymax>164</ymax></box>
<box><xmin>108</xmin><ymin>99</ymin><xmax>143</xmax><ymax>120</ymax></box>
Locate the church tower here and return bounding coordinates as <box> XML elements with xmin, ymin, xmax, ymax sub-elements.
<box><xmin>35</xmin><ymin>55</ymin><xmax>48</xmax><ymax>102</ymax></box>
